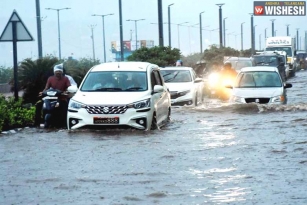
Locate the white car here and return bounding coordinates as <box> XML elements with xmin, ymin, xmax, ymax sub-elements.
<box><xmin>227</xmin><ymin>66</ymin><xmax>292</xmax><ymax>104</ymax></box>
<box><xmin>67</xmin><ymin>62</ymin><xmax>171</xmax><ymax>130</ymax></box>
<box><xmin>160</xmin><ymin>67</ymin><xmax>204</xmax><ymax>106</ymax></box>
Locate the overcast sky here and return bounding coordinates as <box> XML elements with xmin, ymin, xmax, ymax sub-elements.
<box><xmin>0</xmin><ymin>0</ymin><xmax>306</xmax><ymax>67</ymax></box>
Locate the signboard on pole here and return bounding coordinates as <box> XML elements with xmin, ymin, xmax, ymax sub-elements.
<box><xmin>0</xmin><ymin>10</ymin><xmax>34</xmax><ymax>101</ymax></box>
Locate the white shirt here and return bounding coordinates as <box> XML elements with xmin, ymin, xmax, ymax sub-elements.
<box><xmin>65</xmin><ymin>75</ymin><xmax>77</xmax><ymax>86</ymax></box>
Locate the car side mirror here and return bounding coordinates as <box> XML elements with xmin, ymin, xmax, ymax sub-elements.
<box><xmin>67</xmin><ymin>85</ymin><xmax>78</xmax><ymax>93</ymax></box>
<box><xmin>194</xmin><ymin>78</ymin><xmax>203</xmax><ymax>83</ymax></box>
<box><xmin>284</xmin><ymin>83</ymin><xmax>292</xmax><ymax>88</ymax></box>
<box><xmin>153</xmin><ymin>85</ymin><xmax>164</xmax><ymax>93</ymax></box>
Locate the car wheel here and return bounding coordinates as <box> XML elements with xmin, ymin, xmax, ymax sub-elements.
<box><xmin>151</xmin><ymin>112</ymin><xmax>158</xmax><ymax>130</ymax></box>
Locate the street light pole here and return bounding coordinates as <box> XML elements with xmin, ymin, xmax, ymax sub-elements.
<box><xmin>168</xmin><ymin>3</ymin><xmax>174</xmax><ymax>47</ymax></box>
<box><xmin>36</xmin><ymin>0</ymin><xmax>43</xmax><ymax>58</ymax></box>
<box><xmin>216</xmin><ymin>3</ymin><xmax>225</xmax><ymax>48</ymax></box>
<box><xmin>249</xmin><ymin>13</ymin><xmax>254</xmax><ymax>55</ymax></box>
<box><xmin>275</xmin><ymin>30</ymin><xmax>277</xmax><ymax>36</ymax></box>
<box><xmin>241</xmin><ymin>22</ymin><xmax>245</xmax><ymax>51</ymax></box>
<box><xmin>286</xmin><ymin>24</ymin><xmax>290</xmax><ymax>36</ymax></box>
<box><xmin>270</xmin><ymin>19</ymin><xmax>275</xmax><ymax>37</ymax></box>
<box><xmin>89</xmin><ymin>24</ymin><xmax>96</xmax><ymax>60</ymax></box>
<box><xmin>127</xmin><ymin>19</ymin><xmax>145</xmax><ymax>50</ymax></box>
<box><xmin>199</xmin><ymin>11</ymin><xmax>205</xmax><ymax>53</ymax></box>
<box><xmin>254</xmin><ymin>25</ymin><xmax>257</xmax><ymax>50</ymax></box>
<box><xmin>45</xmin><ymin>7</ymin><xmax>71</xmax><ymax>60</ymax></box>
<box><xmin>118</xmin><ymin>0</ymin><xmax>124</xmax><ymax>61</ymax></box>
<box><xmin>296</xmin><ymin>28</ymin><xmax>299</xmax><ymax>50</ymax></box>
<box><xmin>177</xmin><ymin>22</ymin><xmax>189</xmax><ymax>50</ymax></box>
<box><xmin>223</xmin><ymin>17</ymin><xmax>227</xmax><ymax>47</ymax></box>
<box><xmin>92</xmin><ymin>13</ymin><xmax>114</xmax><ymax>63</ymax></box>
<box><xmin>158</xmin><ymin>0</ymin><xmax>164</xmax><ymax>46</ymax></box>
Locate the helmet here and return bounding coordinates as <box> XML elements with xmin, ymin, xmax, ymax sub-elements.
<box><xmin>176</xmin><ymin>60</ymin><xmax>183</xmax><ymax>66</ymax></box>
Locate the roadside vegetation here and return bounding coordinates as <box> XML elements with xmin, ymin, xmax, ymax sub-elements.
<box><xmin>0</xmin><ymin>45</ymin><xmax>254</xmax><ymax>132</ymax></box>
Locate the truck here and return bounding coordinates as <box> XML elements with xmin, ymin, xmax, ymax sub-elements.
<box><xmin>265</xmin><ymin>36</ymin><xmax>297</xmax><ymax>77</ymax></box>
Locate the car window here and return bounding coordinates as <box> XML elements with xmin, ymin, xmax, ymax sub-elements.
<box><xmin>254</xmin><ymin>56</ymin><xmax>278</xmax><ymax>66</ymax></box>
<box><xmin>235</xmin><ymin>71</ymin><xmax>282</xmax><ymax>88</ymax></box>
<box><xmin>153</xmin><ymin>70</ymin><xmax>162</xmax><ymax>86</ymax></box>
<box><xmin>80</xmin><ymin>71</ymin><xmax>148</xmax><ymax>91</ymax></box>
<box><xmin>160</xmin><ymin>70</ymin><xmax>192</xmax><ymax>83</ymax></box>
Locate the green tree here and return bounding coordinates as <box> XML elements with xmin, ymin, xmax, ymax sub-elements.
<box><xmin>0</xmin><ymin>66</ymin><xmax>13</xmax><ymax>84</ymax></box>
<box><xmin>64</xmin><ymin>57</ymin><xmax>100</xmax><ymax>86</ymax></box>
<box><xmin>203</xmin><ymin>45</ymin><xmax>240</xmax><ymax>68</ymax></box>
<box><xmin>127</xmin><ymin>46</ymin><xmax>181</xmax><ymax>67</ymax></box>
<box><xmin>181</xmin><ymin>53</ymin><xmax>203</xmax><ymax>67</ymax></box>
<box><xmin>18</xmin><ymin>56</ymin><xmax>59</xmax><ymax>104</ymax></box>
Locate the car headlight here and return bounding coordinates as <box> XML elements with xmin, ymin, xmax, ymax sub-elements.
<box><xmin>128</xmin><ymin>98</ymin><xmax>151</xmax><ymax>109</ymax></box>
<box><xmin>178</xmin><ymin>90</ymin><xmax>190</xmax><ymax>97</ymax></box>
<box><xmin>271</xmin><ymin>95</ymin><xmax>285</xmax><ymax>103</ymax></box>
<box><xmin>68</xmin><ymin>99</ymin><xmax>85</xmax><ymax>110</ymax></box>
<box><xmin>230</xmin><ymin>96</ymin><xmax>245</xmax><ymax>103</ymax></box>
<box><xmin>305</xmin><ymin>57</ymin><xmax>307</xmax><ymax>60</ymax></box>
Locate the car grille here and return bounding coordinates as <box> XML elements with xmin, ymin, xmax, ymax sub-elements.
<box><xmin>245</xmin><ymin>98</ymin><xmax>270</xmax><ymax>104</ymax></box>
<box><xmin>170</xmin><ymin>91</ymin><xmax>179</xmax><ymax>99</ymax></box>
<box><xmin>85</xmin><ymin>105</ymin><xmax>128</xmax><ymax>114</ymax></box>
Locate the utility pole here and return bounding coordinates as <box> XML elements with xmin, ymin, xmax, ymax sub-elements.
<box><xmin>158</xmin><ymin>0</ymin><xmax>164</xmax><ymax>46</ymax></box>
<box><xmin>249</xmin><ymin>13</ymin><xmax>254</xmax><ymax>55</ymax></box>
<box><xmin>168</xmin><ymin>3</ymin><xmax>174</xmax><ymax>47</ymax></box>
<box><xmin>223</xmin><ymin>17</ymin><xmax>227</xmax><ymax>47</ymax></box>
<box><xmin>118</xmin><ymin>0</ymin><xmax>124</xmax><ymax>61</ymax></box>
<box><xmin>270</xmin><ymin>19</ymin><xmax>275</xmax><ymax>37</ymax></box>
<box><xmin>36</xmin><ymin>0</ymin><xmax>43</xmax><ymax>58</ymax></box>
<box><xmin>241</xmin><ymin>22</ymin><xmax>245</xmax><ymax>51</ymax></box>
<box><xmin>89</xmin><ymin>25</ymin><xmax>96</xmax><ymax>61</ymax></box>
<box><xmin>286</xmin><ymin>24</ymin><xmax>290</xmax><ymax>36</ymax></box>
<box><xmin>216</xmin><ymin>3</ymin><xmax>225</xmax><ymax>48</ymax></box>
<box><xmin>199</xmin><ymin>11</ymin><xmax>205</xmax><ymax>53</ymax></box>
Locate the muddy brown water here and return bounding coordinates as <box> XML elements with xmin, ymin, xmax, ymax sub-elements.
<box><xmin>1</xmin><ymin>71</ymin><xmax>307</xmax><ymax>204</ymax></box>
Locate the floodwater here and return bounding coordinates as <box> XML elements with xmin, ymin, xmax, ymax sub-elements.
<box><xmin>1</xmin><ymin>71</ymin><xmax>307</xmax><ymax>205</ymax></box>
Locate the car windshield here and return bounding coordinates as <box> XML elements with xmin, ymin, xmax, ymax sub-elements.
<box><xmin>160</xmin><ymin>70</ymin><xmax>192</xmax><ymax>83</ymax></box>
<box><xmin>234</xmin><ymin>71</ymin><xmax>282</xmax><ymax>88</ymax></box>
<box><xmin>265</xmin><ymin>47</ymin><xmax>292</xmax><ymax>57</ymax></box>
<box><xmin>80</xmin><ymin>71</ymin><xmax>148</xmax><ymax>92</ymax></box>
<box><xmin>253</xmin><ymin>56</ymin><xmax>278</xmax><ymax>66</ymax></box>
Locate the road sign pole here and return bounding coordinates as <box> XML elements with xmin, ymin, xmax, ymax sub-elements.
<box><xmin>12</xmin><ymin>21</ymin><xmax>18</xmax><ymax>101</ymax></box>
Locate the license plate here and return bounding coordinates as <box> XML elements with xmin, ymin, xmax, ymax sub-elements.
<box><xmin>93</xmin><ymin>117</ymin><xmax>119</xmax><ymax>124</ymax></box>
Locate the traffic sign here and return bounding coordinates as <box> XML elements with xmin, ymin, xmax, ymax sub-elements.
<box><xmin>0</xmin><ymin>10</ymin><xmax>34</xmax><ymax>42</ymax></box>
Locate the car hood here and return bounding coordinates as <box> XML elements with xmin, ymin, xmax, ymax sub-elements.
<box><xmin>165</xmin><ymin>82</ymin><xmax>194</xmax><ymax>92</ymax></box>
<box><xmin>72</xmin><ymin>91</ymin><xmax>151</xmax><ymax>105</ymax></box>
<box><xmin>233</xmin><ymin>87</ymin><xmax>283</xmax><ymax>98</ymax></box>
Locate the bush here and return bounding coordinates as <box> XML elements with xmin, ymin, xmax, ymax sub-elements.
<box><xmin>0</xmin><ymin>95</ymin><xmax>35</xmax><ymax>132</ymax></box>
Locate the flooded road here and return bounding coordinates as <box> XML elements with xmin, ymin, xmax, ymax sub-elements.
<box><xmin>1</xmin><ymin>71</ymin><xmax>307</xmax><ymax>205</ymax></box>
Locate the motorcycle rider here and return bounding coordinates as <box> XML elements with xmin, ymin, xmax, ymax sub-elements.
<box><xmin>220</xmin><ymin>62</ymin><xmax>238</xmax><ymax>80</ymax></box>
<box><xmin>216</xmin><ymin>62</ymin><xmax>238</xmax><ymax>100</ymax></box>
<box><xmin>34</xmin><ymin>64</ymin><xmax>71</xmax><ymax>128</ymax></box>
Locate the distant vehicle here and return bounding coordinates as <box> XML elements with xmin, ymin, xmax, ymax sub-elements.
<box><xmin>223</xmin><ymin>57</ymin><xmax>256</xmax><ymax>73</ymax></box>
<box><xmin>265</xmin><ymin>36</ymin><xmax>297</xmax><ymax>77</ymax></box>
<box><xmin>160</xmin><ymin>67</ymin><xmax>204</xmax><ymax>106</ymax></box>
<box><xmin>296</xmin><ymin>52</ymin><xmax>307</xmax><ymax>70</ymax></box>
<box><xmin>226</xmin><ymin>66</ymin><xmax>292</xmax><ymax>105</ymax></box>
<box><xmin>252</xmin><ymin>51</ymin><xmax>288</xmax><ymax>82</ymax></box>
<box><xmin>66</xmin><ymin>62</ymin><xmax>171</xmax><ymax>131</ymax></box>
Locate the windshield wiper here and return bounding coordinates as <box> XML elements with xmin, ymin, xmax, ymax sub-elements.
<box><xmin>95</xmin><ymin>87</ymin><xmax>122</xmax><ymax>91</ymax></box>
<box><xmin>125</xmin><ymin>87</ymin><xmax>144</xmax><ymax>91</ymax></box>
<box><xmin>165</xmin><ymin>72</ymin><xmax>180</xmax><ymax>82</ymax></box>
<box><xmin>162</xmin><ymin>73</ymin><xmax>173</xmax><ymax>77</ymax></box>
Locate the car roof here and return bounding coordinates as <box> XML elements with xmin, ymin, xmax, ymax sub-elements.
<box><xmin>224</xmin><ymin>57</ymin><xmax>252</xmax><ymax>61</ymax></box>
<box><xmin>90</xmin><ymin>61</ymin><xmax>156</xmax><ymax>72</ymax></box>
<box><xmin>160</xmin><ymin>66</ymin><xmax>193</xmax><ymax>71</ymax></box>
<box><xmin>240</xmin><ymin>66</ymin><xmax>279</xmax><ymax>72</ymax></box>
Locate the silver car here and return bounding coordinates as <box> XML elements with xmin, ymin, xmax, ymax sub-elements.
<box><xmin>227</xmin><ymin>66</ymin><xmax>292</xmax><ymax>104</ymax></box>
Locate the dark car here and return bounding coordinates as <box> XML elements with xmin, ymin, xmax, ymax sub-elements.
<box><xmin>252</xmin><ymin>52</ymin><xmax>287</xmax><ymax>82</ymax></box>
<box><xmin>223</xmin><ymin>57</ymin><xmax>256</xmax><ymax>73</ymax></box>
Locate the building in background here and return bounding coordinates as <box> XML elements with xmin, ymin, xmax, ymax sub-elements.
<box><xmin>111</xmin><ymin>40</ymin><xmax>154</xmax><ymax>61</ymax></box>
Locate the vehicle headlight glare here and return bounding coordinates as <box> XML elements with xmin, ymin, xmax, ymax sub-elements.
<box><xmin>208</xmin><ymin>73</ymin><xmax>219</xmax><ymax>86</ymax></box>
<box><xmin>69</xmin><ymin>99</ymin><xmax>84</xmax><ymax>110</ymax></box>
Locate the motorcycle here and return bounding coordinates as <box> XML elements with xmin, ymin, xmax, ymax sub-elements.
<box><xmin>205</xmin><ymin>71</ymin><xmax>236</xmax><ymax>100</ymax></box>
<box><xmin>41</xmin><ymin>88</ymin><xmax>67</xmax><ymax>128</ymax></box>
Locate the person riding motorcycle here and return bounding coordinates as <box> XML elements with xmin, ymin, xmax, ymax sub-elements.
<box><xmin>216</xmin><ymin>62</ymin><xmax>237</xmax><ymax>100</ymax></box>
<box><xmin>34</xmin><ymin>64</ymin><xmax>71</xmax><ymax>128</ymax></box>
